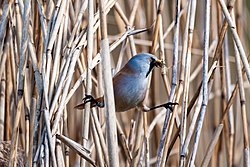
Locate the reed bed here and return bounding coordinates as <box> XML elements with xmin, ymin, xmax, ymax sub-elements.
<box><xmin>0</xmin><ymin>0</ymin><xmax>250</xmax><ymax>166</ymax></box>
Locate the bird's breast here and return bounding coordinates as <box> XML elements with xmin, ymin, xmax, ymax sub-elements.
<box><xmin>113</xmin><ymin>74</ymin><xmax>148</xmax><ymax>112</ymax></box>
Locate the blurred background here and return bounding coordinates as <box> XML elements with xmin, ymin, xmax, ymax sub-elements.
<box><xmin>0</xmin><ymin>0</ymin><xmax>250</xmax><ymax>166</ymax></box>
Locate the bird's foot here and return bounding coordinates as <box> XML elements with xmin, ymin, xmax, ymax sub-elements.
<box><xmin>161</xmin><ymin>102</ymin><xmax>178</xmax><ymax>112</ymax></box>
<box><xmin>147</xmin><ymin>102</ymin><xmax>178</xmax><ymax>112</ymax></box>
<box><xmin>83</xmin><ymin>94</ymin><xmax>104</xmax><ymax>108</ymax></box>
<box><xmin>83</xmin><ymin>94</ymin><xmax>96</xmax><ymax>104</ymax></box>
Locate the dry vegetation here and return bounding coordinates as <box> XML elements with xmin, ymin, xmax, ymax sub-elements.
<box><xmin>0</xmin><ymin>0</ymin><xmax>250</xmax><ymax>166</ymax></box>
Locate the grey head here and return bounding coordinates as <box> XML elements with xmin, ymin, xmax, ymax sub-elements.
<box><xmin>125</xmin><ymin>53</ymin><xmax>163</xmax><ymax>78</ymax></box>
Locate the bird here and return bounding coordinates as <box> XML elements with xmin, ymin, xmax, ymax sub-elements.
<box><xmin>75</xmin><ymin>53</ymin><xmax>177</xmax><ymax>112</ymax></box>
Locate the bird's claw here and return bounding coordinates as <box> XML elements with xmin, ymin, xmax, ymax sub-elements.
<box><xmin>163</xmin><ymin>102</ymin><xmax>178</xmax><ymax>112</ymax></box>
<box><xmin>83</xmin><ymin>94</ymin><xmax>96</xmax><ymax>104</ymax></box>
<box><xmin>148</xmin><ymin>102</ymin><xmax>178</xmax><ymax>112</ymax></box>
<box><xmin>82</xmin><ymin>94</ymin><xmax>104</xmax><ymax>108</ymax></box>
<box><xmin>82</xmin><ymin>94</ymin><xmax>99</xmax><ymax>106</ymax></box>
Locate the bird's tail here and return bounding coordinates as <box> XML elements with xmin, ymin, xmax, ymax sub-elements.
<box><xmin>74</xmin><ymin>96</ymin><xmax>105</xmax><ymax>109</ymax></box>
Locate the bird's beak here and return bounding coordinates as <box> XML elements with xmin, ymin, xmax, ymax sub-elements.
<box><xmin>146</xmin><ymin>59</ymin><xmax>164</xmax><ymax>77</ymax></box>
<box><xmin>154</xmin><ymin>59</ymin><xmax>164</xmax><ymax>68</ymax></box>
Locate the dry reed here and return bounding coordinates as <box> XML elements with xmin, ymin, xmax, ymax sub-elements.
<box><xmin>0</xmin><ymin>0</ymin><xmax>249</xmax><ymax>166</ymax></box>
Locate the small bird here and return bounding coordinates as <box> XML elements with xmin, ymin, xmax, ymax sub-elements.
<box><xmin>75</xmin><ymin>53</ymin><xmax>177</xmax><ymax>112</ymax></box>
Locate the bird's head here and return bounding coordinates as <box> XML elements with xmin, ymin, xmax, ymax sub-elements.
<box><xmin>128</xmin><ymin>53</ymin><xmax>164</xmax><ymax>78</ymax></box>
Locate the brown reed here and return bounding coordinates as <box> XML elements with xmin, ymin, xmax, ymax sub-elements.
<box><xmin>0</xmin><ymin>0</ymin><xmax>249</xmax><ymax>166</ymax></box>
